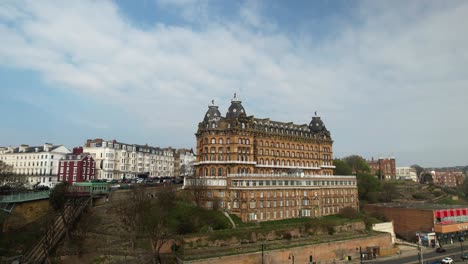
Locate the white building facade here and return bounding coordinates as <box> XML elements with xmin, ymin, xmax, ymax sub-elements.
<box><xmin>0</xmin><ymin>143</ymin><xmax>71</xmax><ymax>188</ymax></box>
<box><xmin>175</xmin><ymin>148</ymin><xmax>196</xmax><ymax>177</ymax></box>
<box><xmin>396</xmin><ymin>167</ymin><xmax>418</xmax><ymax>182</ymax></box>
<box><xmin>83</xmin><ymin>139</ymin><xmax>175</xmax><ymax>180</ymax></box>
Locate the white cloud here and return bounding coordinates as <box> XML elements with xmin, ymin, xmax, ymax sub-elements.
<box><xmin>0</xmin><ymin>0</ymin><xmax>467</xmax><ymax>166</ymax></box>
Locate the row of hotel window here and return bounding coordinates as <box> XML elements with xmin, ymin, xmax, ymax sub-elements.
<box><xmin>59</xmin><ymin>166</ymin><xmax>94</xmax><ymax>174</ymax></box>
<box><xmin>233</xmin><ymin>197</ymin><xmax>354</xmax><ymax>209</ymax></box>
<box><xmin>206</xmin><ymin>189</ymin><xmax>354</xmax><ymax>199</ymax></box>
<box><xmin>58</xmin><ymin>175</ymin><xmax>94</xmax><ymax>181</ymax></box>
<box><xmin>16</xmin><ymin>169</ymin><xmax>53</xmax><ymax>175</ymax></box>
<box><xmin>6</xmin><ymin>161</ymin><xmax>54</xmax><ymax>167</ymax></box>
<box><xmin>231</xmin><ymin>180</ymin><xmax>356</xmax><ymax>187</ymax></box>
<box><xmin>0</xmin><ymin>154</ymin><xmax>55</xmax><ymax>160</ymax></box>
<box><xmin>245</xmin><ymin>206</ymin><xmax>345</xmax><ymax>221</ymax></box>
<box><xmin>203</xmin><ymin>147</ymin><xmax>330</xmax><ymax>161</ymax></box>
<box><xmin>101</xmin><ymin>152</ymin><xmax>174</xmax><ymax>159</ymax></box>
<box><xmin>204</xmin><ymin>138</ymin><xmax>331</xmax><ymax>153</ymax></box>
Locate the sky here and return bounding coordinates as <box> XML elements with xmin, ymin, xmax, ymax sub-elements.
<box><xmin>0</xmin><ymin>0</ymin><xmax>467</xmax><ymax>168</ymax></box>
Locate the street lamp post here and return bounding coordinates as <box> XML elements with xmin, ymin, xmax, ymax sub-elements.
<box><xmin>459</xmin><ymin>235</ymin><xmax>465</xmax><ymax>259</ymax></box>
<box><xmin>359</xmin><ymin>246</ymin><xmax>363</xmax><ymax>264</ymax></box>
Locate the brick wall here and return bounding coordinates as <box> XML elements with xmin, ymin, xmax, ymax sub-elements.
<box><xmin>185</xmin><ymin>233</ymin><xmax>393</xmax><ymax>264</ymax></box>
<box><xmin>364</xmin><ymin>204</ymin><xmax>434</xmax><ymax>241</ymax></box>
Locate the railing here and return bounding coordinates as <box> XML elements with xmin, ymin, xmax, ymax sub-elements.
<box><xmin>23</xmin><ymin>197</ymin><xmax>90</xmax><ymax>264</ymax></box>
<box><xmin>0</xmin><ymin>191</ymin><xmax>50</xmax><ymax>203</ymax></box>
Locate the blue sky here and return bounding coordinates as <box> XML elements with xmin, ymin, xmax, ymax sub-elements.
<box><xmin>0</xmin><ymin>0</ymin><xmax>467</xmax><ymax>167</ymax></box>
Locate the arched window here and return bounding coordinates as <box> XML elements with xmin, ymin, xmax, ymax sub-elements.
<box><xmin>260</xmin><ymin>158</ymin><xmax>264</xmax><ymax>164</ymax></box>
<box><xmin>211</xmin><ymin>138</ymin><xmax>216</xmax><ymax>144</ymax></box>
<box><xmin>246</xmin><ymin>139</ymin><xmax>250</xmax><ymax>145</ymax></box>
<box><xmin>219</xmin><ymin>138</ymin><xmax>223</xmax><ymax>144</ymax></box>
<box><xmin>241</xmin><ymin>123</ymin><xmax>245</xmax><ymax>129</ymax></box>
<box><xmin>265</xmin><ymin>159</ymin><xmax>269</xmax><ymax>165</ymax></box>
<box><xmin>260</xmin><ymin>141</ymin><xmax>263</xmax><ymax>146</ymax></box>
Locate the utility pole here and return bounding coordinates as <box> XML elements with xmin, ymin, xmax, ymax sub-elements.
<box><xmin>417</xmin><ymin>242</ymin><xmax>424</xmax><ymax>264</ymax></box>
<box><xmin>261</xmin><ymin>243</ymin><xmax>264</xmax><ymax>264</ymax></box>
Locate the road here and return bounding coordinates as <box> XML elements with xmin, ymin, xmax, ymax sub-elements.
<box><xmin>376</xmin><ymin>245</ymin><xmax>468</xmax><ymax>264</ymax></box>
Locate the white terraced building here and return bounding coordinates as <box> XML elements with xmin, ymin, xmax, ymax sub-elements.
<box><xmin>84</xmin><ymin>139</ymin><xmax>175</xmax><ymax>180</ymax></box>
<box><xmin>0</xmin><ymin>143</ymin><xmax>71</xmax><ymax>188</ymax></box>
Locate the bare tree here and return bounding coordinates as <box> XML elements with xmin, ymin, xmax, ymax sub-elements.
<box><xmin>142</xmin><ymin>187</ymin><xmax>176</xmax><ymax>264</ymax></box>
<box><xmin>143</xmin><ymin>206</ymin><xmax>172</xmax><ymax>264</ymax></box>
<box><xmin>0</xmin><ymin>161</ymin><xmax>27</xmax><ymax>191</ymax></box>
<box><xmin>113</xmin><ymin>186</ymin><xmax>151</xmax><ymax>250</ymax></box>
<box><xmin>187</xmin><ymin>178</ymin><xmax>207</xmax><ymax>207</ymax></box>
<box><xmin>49</xmin><ymin>182</ymin><xmax>71</xmax><ymax>239</ymax></box>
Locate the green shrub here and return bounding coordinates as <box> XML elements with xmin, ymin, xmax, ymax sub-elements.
<box><xmin>412</xmin><ymin>192</ymin><xmax>428</xmax><ymax>200</ymax></box>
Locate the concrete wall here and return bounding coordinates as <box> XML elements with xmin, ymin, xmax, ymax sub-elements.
<box><xmin>185</xmin><ymin>233</ymin><xmax>394</xmax><ymax>264</ymax></box>
<box><xmin>372</xmin><ymin>221</ymin><xmax>396</xmax><ymax>244</ymax></box>
<box><xmin>2</xmin><ymin>199</ymin><xmax>50</xmax><ymax>232</ymax></box>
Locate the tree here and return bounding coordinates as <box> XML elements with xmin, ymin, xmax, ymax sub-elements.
<box><xmin>142</xmin><ymin>187</ymin><xmax>176</xmax><ymax>264</ymax></box>
<box><xmin>49</xmin><ymin>182</ymin><xmax>71</xmax><ymax>238</ymax></box>
<box><xmin>356</xmin><ymin>173</ymin><xmax>381</xmax><ymax>203</ymax></box>
<box><xmin>420</xmin><ymin>172</ymin><xmax>433</xmax><ymax>184</ymax></box>
<box><xmin>180</xmin><ymin>161</ymin><xmax>195</xmax><ymax>177</ymax></box>
<box><xmin>113</xmin><ymin>185</ymin><xmax>151</xmax><ymax>251</ymax></box>
<box><xmin>380</xmin><ymin>181</ymin><xmax>398</xmax><ymax>202</ymax></box>
<box><xmin>411</xmin><ymin>164</ymin><xmax>424</xmax><ymax>177</ymax></box>
<box><xmin>186</xmin><ymin>177</ymin><xmax>207</xmax><ymax>207</ymax></box>
<box><xmin>343</xmin><ymin>155</ymin><xmax>370</xmax><ymax>174</ymax></box>
<box><xmin>333</xmin><ymin>159</ymin><xmax>352</xmax><ymax>175</ymax></box>
<box><xmin>0</xmin><ymin>161</ymin><xmax>27</xmax><ymax>191</ymax></box>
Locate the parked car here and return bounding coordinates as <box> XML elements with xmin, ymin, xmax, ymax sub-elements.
<box><xmin>461</xmin><ymin>253</ymin><xmax>468</xmax><ymax>260</ymax></box>
<box><xmin>436</xmin><ymin>247</ymin><xmax>446</xmax><ymax>253</ymax></box>
<box><xmin>442</xmin><ymin>257</ymin><xmax>453</xmax><ymax>264</ymax></box>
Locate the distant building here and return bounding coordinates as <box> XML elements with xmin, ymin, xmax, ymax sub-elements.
<box><xmin>174</xmin><ymin>148</ymin><xmax>196</xmax><ymax>177</ymax></box>
<box><xmin>368</xmin><ymin>157</ymin><xmax>396</xmax><ymax>180</ymax></box>
<box><xmin>83</xmin><ymin>139</ymin><xmax>174</xmax><ymax>180</ymax></box>
<box><xmin>396</xmin><ymin>167</ymin><xmax>418</xmax><ymax>182</ymax></box>
<box><xmin>432</xmin><ymin>170</ymin><xmax>464</xmax><ymax>187</ymax></box>
<box><xmin>58</xmin><ymin>147</ymin><xmax>96</xmax><ymax>183</ymax></box>
<box><xmin>0</xmin><ymin>143</ymin><xmax>71</xmax><ymax>188</ymax></box>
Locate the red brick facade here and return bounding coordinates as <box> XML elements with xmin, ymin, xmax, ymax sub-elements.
<box><xmin>57</xmin><ymin>147</ymin><xmax>96</xmax><ymax>183</ymax></box>
<box><xmin>368</xmin><ymin>157</ymin><xmax>396</xmax><ymax>180</ymax></box>
<box><xmin>432</xmin><ymin>170</ymin><xmax>464</xmax><ymax>187</ymax></box>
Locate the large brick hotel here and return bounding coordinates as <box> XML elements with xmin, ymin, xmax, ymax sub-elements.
<box><xmin>184</xmin><ymin>95</ymin><xmax>358</xmax><ymax>222</ymax></box>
